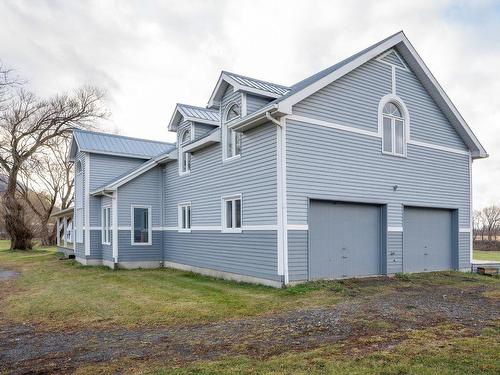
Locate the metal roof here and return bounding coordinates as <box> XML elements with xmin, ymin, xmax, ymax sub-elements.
<box><xmin>222</xmin><ymin>71</ymin><xmax>290</xmax><ymax>96</ymax></box>
<box><xmin>72</xmin><ymin>129</ymin><xmax>175</xmax><ymax>159</ymax></box>
<box><xmin>178</xmin><ymin>104</ymin><xmax>220</xmax><ymax>122</ymax></box>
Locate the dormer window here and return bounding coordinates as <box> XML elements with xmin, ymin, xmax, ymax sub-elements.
<box><xmin>179</xmin><ymin>128</ymin><xmax>192</xmax><ymax>175</ymax></box>
<box><xmin>381</xmin><ymin>99</ymin><xmax>407</xmax><ymax>157</ymax></box>
<box><xmin>224</xmin><ymin>103</ymin><xmax>242</xmax><ymax>160</ymax></box>
<box><xmin>75</xmin><ymin>160</ymin><xmax>82</xmax><ymax>174</ymax></box>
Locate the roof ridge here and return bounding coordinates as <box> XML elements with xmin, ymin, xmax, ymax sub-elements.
<box><xmin>222</xmin><ymin>70</ymin><xmax>291</xmax><ymax>89</ymax></box>
<box><xmin>73</xmin><ymin>128</ymin><xmax>174</xmax><ymax>146</ymax></box>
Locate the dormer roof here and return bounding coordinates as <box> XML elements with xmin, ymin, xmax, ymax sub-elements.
<box><xmin>168</xmin><ymin>103</ymin><xmax>220</xmax><ymax>131</ymax></box>
<box><xmin>207</xmin><ymin>71</ymin><xmax>290</xmax><ymax>109</ymax></box>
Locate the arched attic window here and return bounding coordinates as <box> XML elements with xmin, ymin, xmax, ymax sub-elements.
<box><xmin>381</xmin><ymin>100</ymin><xmax>407</xmax><ymax>156</ymax></box>
<box><xmin>179</xmin><ymin>128</ymin><xmax>192</xmax><ymax>174</ymax></box>
<box><xmin>224</xmin><ymin>103</ymin><xmax>242</xmax><ymax>160</ymax></box>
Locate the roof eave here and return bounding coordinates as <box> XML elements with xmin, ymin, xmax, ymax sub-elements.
<box><xmin>231</xmin><ymin>104</ymin><xmax>285</xmax><ymax>132</ymax></box>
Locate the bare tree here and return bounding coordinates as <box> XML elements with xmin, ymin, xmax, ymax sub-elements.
<box><xmin>473</xmin><ymin>209</ymin><xmax>482</xmax><ymax>241</ymax></box>
<box><xmin>481</xmin><ymin>205</ymin><xmax>500</xmax><ymax>241</ymax></box>
<box><xmin>0</xmin><ymin>70</ymin><xmax>107</xmax><ymax>249</ymax></box>
<box><xmin>18</xmin><ymin>137</ymin><xmax>74</xmax><ymax>245</ymax></box>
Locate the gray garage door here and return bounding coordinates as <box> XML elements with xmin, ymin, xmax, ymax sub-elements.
<box><xmin>403</xmin><ymin>207</ymin><xmax>453</xmax><ymax>273</ymax></box>
<box><xmin>309</xmin><ymin>201</ymin><xmax>381</xmax><ymax>280</ymax></box>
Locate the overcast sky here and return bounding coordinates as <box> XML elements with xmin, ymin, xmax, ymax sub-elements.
<box><xmin>0</xmin><ymin>0</ymin><xmax>499</xmax><ymax>209</ymax></box>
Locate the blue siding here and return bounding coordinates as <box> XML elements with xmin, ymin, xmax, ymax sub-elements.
<box><xmin>164</xmin><ymin>231</ymin><xmax>279</xmax><ymax>281</ymax></box>
<box><xmin>246</xmin><ymin>94</ymin><xmax>272</xmax><ymax>114</ymax></box>
<box><xmin>118</xmin><ymin>230</ymin><xmax>163</xmax><ymax>262</ymax></box>
<box><xmin>288</xmin><ymin>230</ymin><xmax>308</xmax><ymax>281</ymax></box>
<box><xmin>163</xmin><ymin>122</ymin><xmax>277</xmax><ymax>227</ymax></box>
<box><xmin>293</xmin><ymin>59</ymin><xmax>392</xmax><ymax>133</ymax></box>
<box><xmin>380</xmin><ymin>50</ymin><xmax>406</xmax><ymax>69</ymax></box>
<box><xmin>117</xmin><ymin>167</ymin><xmax>162</xmax><ymax>227</ymax></box>
<box><xmin>396</xmin><ymin>67</ymin><xmax>467</xmax><ymax>150</ymax></box>
<box><xmin>194</xmin><ymin>122</ymin><xmax>216</xmax><ymax>139</ymax></box>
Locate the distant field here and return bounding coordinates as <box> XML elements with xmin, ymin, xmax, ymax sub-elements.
<box><xmin>474</xmin><ymin>250</ymin><xmax>500</xmax><ymax>262</ymax></box>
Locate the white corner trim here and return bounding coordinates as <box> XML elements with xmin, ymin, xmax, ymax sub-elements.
<box><xmin>112</xmin><ymin>191</ymin><xmax>118</xmax><ymax>262</ymax></box>
<box><xmin>387</xmin><ymin>226</ymin><xmax>403</xmax><ymax>232</ymax></box>
<box><xmin>277</xmin><ymin>123</ymin><xmax>284</xmax><ymax>276</ymax></box>
<box><xmin>288</xmin><ymin>115</ymin><xmax>380</xmax><ymax>138</ymax></box>
<box><xmin>282</xmin><ymin>117</ymin><xmax>289</xmax><ymax>283</ymax></box>
<box><xmin>84</xmin><ymin>153</ymin><xmax>90</xmax><ymax>256</ymax></box>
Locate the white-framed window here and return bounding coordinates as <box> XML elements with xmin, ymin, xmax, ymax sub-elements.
<box><xmin>221</xmin><ymin>194</ymin><xmax>242</xmax><ymax>233</ymax></box>
<box><xmin>178</xmin><ymin>202</ymin><xmax>191</xmax><ymax>232</ymax></box>
<box><xmin>381</xmin><ymin>101</ymin><xmax>406</xmax><ymax>157</ymax></box>
<box><xmin>223</xmin><ymin>103</ymin><xmax>242</xmax><ymax>161</ymax></box>
<box><xmin>101</xmin><ymin>206</ymin><xmax>111</xmax><ymax>245</ymax></box>
<box><xmin>131</xmin><ymin>205</ymin><xmax>152</xmax><ymax>245</ymax></box>
<box><xmin>179</xmin><ymin>127</ymin><xmax>192</xmax><ymax>175</ymax></box>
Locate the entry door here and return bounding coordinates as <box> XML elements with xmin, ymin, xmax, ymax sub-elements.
<box><xmin>309</xmin><ymin>201</ymin><xmax>381</xmax><ymax>280</ymax></box>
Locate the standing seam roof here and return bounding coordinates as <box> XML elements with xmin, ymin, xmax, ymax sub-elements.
<box><xmin>74</xmin><ymin>129</ymin><xmax>175</xmax><ymax>159</ymax></box>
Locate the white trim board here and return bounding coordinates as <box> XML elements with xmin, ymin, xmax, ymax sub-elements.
<box><xmin>287</xmin><ymin>114</ymin><xmax>470</xmax><ymax>156</ymax></box>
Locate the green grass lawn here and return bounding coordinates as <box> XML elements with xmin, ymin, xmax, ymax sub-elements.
<box><xmin>474</xmin><ymin>249</ymin><xmax>500</xmax><ymax>262</ymax></box>
<box><xmin>0</xmin><ymin>240</ymin><xmax>344</xmax><ymax>329</ymax></box>
<box><xmin>2</xmin><ymin>240</ymin><xmax>499</xmax><ymax>374</ymax></box>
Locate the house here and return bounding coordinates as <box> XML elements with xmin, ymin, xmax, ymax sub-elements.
<box><xmin>67</xmin><ymin>31</ymin><xmax>487</xmax><ymax>287</ymax></box>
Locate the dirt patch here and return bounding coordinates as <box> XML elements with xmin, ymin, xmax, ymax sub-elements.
<box><xmin>1</xmin><ymin>281</ymin><xmax>499</xmax><ymax>374</ymax></box>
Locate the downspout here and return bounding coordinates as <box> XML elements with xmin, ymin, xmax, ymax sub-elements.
<box><xmin>268</xmin><ymin>111</ymin><xmax>289</xmax><ymax>285</ymax></box>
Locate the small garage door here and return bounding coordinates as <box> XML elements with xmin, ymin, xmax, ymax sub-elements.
<box><xmin>309</xmin><ymin>201</ymin><xmax>382</xmax><ymax>280</ymax></box>
<box><xmin>403</xmin><ymin>207</ymin><xmax>453</xmax><ymax>273</ymax></box>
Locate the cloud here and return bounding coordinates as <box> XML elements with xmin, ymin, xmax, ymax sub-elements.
<box><xmin>0</xmin><ymin>0</ymin><xmax>498</xmax><ymax>209</ymax></box>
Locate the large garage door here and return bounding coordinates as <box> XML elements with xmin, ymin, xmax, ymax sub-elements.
<box><xmin>309</xmin><ymin>201</ymin><xmax>381</xmax><ymax>280</ymax></box>
<box><xmin>403</xmin><ymin>207</ymin><xmax>453</xmax><ymax>273</ymax></box>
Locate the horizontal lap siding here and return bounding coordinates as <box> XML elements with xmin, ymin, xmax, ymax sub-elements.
<box><xmin>288</xmin><ymin>231</ymin><xmax>308</xmax><ymax>281</ymax></box>
<box><xmin>88</xmin><ymin>230</ymin><xmax>102</xmax><ymax>259</ymax></box>
<box><xmin>380</xmin><ymin>51</ymin><xmax>406</xmax><ymax>69</ymax></box>
<box><xmin>164</xmin><ymin>123</ymin><xmax>277</xmax><ymax>226</ymax></box>
<box><xmin>293</xmin><ymin>60</ymin><xmax>391</xmax><ymax>132</ymax></box>
<box><xmin>247</xmin><ymin>94</ymin><xmax>272</xmax><ymax>114</ymax></box>
<box><xmin>387</xmin><ymin>232</ymin><xmax>403</xmax><ymax>274</ymax></box>
<box><xmin>286</xmin><ymin>52</ymin><xmax>471</xmax><ymax>278</ymax></box>
<box><xmin>194</xmin><ymin>122</ymin><xmax>216</xmax><ymax>139</ymax></box>
<box><xmin>164</xmin><ymin>231</ymin><xmax>279</xmax><ymax>281</ymax></box>
<box><xmin>118</xmin><ymin>168</ymin><xmax>162</xmax><ymax>227</ymax></box>
<box><xmin>396</xmin><ymin>68</ymin><xmax>467</xmax><ymax>150</ymax></box>
<box><xmin>286</xmin><ymin>122</ymin><xmax>470</xmax><ymax>226</ymax></box>
<box><xmin>118</xmin><ymin>230</ymin><xmax>163</xmax><ymax>262</ymax></box>
<box><xmin>459</xmin><ymin>232</ymin><xmax>471</xmax><ymax>269</ymax></box>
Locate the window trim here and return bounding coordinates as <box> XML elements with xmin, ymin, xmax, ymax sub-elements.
<box><xmin>178</xmin><ymin>202</ymin><xmax>192</xmax><ymax>233</ymax></box>
<box><xmin>130</xmin><ymin>204</ymin><xmax>152</xmax><ymax>246</ymax></box>
<box><xmin>221</xmin><ymin>194</ymin><xmax>242</xmax><ymax>233</ymax></box>
<box><xmin>378</xmin><ymin>94</ymin><xmax>410</xmax><ymax>158</ymax></box>
<box><xmin>222</xmin><ymin>102</ymin><xmax>242</xmax><ymax>162</ymax></box>
<box><xmin>101</xmin><ymin>206</ymin><xmax>111</xmax><ymax>245</ymax></box>
<box><xmin>178</xmin><ymin>125</ymin><xmax>193</xmax><ymax>176</ymax></box>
